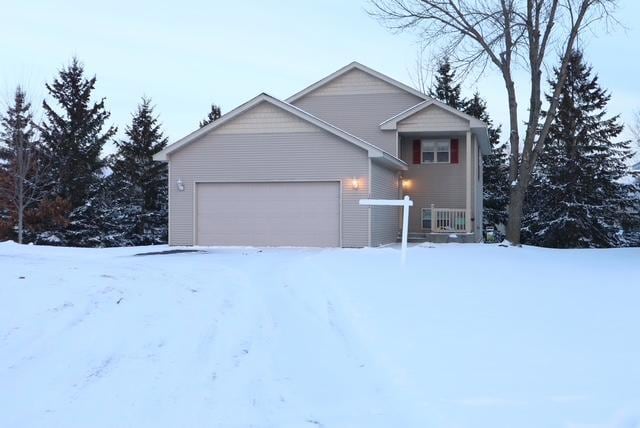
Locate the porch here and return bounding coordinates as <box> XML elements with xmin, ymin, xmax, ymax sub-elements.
<box><xmin>396</xmin><ymin>206</ymin><xmax>475</xmax><ymax>243</ymax></box>
<box><xmin>400</xmin><ymin>232</ymin><xmax>479</xmax><ymax>244</ymax></box>
<box><xmin>380</xmin><ymin>99</ymin><xmax>489</xmax><ymax>243</ymax></box>
<box><xmin>396</xmin><ymin>132</ymin><xmax>479</xmax><ymax>241</ymax></box>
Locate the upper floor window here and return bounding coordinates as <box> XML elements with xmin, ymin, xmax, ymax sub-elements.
<box><xmin>422</xmin><ymin>140</ymin><xmax>450</xmax><ymax>163</ymax></box>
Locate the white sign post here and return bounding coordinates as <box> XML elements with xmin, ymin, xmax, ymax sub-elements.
<box><xmin>359</xmin><ymin>195</ymin><xmax>413</xmax><ymax>264</ymax></box>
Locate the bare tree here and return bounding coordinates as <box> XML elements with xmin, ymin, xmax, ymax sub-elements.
<box><xmin>0</xmin><ymin>87</ymin><xmax>50</xmax><ymax>243</ymax></box>
<box><xmin>369</xmin><ymin>0</ymin><xmax>618</xmax><ymax>244</ymax></box>
<box><xmin>408</xmin><ymin>45</ymin><xmax>431</xmax><ymax>94</ymax></box>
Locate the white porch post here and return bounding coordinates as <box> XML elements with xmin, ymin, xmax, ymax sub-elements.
<box><xmin>465</xmin><ymin>130</ymin><xmax>472</xmax><ymax>233</ymax></box>
<box><xmin>430</xmin><ymin>203</ymin><xmax>436</xmax><ymax>232</ymax></box>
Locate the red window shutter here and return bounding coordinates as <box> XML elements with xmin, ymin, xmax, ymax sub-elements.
<box><xmin>450</xmin><ymin>138</ymin><xmax>459</xmax><ymax>164</ymax></box>
<box><xmin>412</xmin><ymin>140</ymin><xmax>421</xmax><ymax>164</ymax></box>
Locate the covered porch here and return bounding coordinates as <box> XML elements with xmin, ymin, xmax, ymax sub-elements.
<box><xmin>379</xmin><ymin>99</ymin><xmax>489</xmax><ymax>242</ymax></box>
<box><xmin>397</xmin><ymin>129</ymin><xmax>478</xmax><ymax>239</ymax></box>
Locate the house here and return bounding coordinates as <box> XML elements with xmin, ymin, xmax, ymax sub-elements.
<box><xmin>154</xmin><ymin>62</ymin><xmax>489</xmax><ymax>247</ymax></box>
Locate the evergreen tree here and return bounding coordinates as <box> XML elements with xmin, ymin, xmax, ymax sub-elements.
<box><xmin>0</xmin><ymin>87</ymin><xmax>51</xmax><ymax>243</ymax></box>
<box><xmin>464</xmin><ymin>92</ymin><xmax>509</xmax><ymax>234</ymax></box>
<box><xmin>199</xmin><ymin>103</ymin><xmax>222</xmax><ymax>128</ymax></box>
<box><xmin>55</xmin><ymin>179</ymin><xmax>113</xmax><ymax>247</ymax></box>
<box><xmin>523</xmin><ymin>50</ymin><xmax>638</xmax><ymax>248</ymax></box>
<box><xmin>50</xmin><ymin>176</ymin><xmax>148</xmax><ymax>247</ymax></box>
<box><xmin>109</xmin><ymin>97</ymin><xmax>168</xmax><ymax>244</ymax></box>
<box><xmin>429</xmin><ymin>59</ymin><xmax>465</xmax><ymax>109</ymax></box>
<box><xmin>41</xmin><ymin>57</ymin><xmax>116</xmax><ymax>208</ymax></box>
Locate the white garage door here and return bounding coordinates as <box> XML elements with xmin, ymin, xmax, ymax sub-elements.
<box><xmin>196</xmin><ymin>181</ymin><xmax>341</xmax><ymax>247</ymax></box>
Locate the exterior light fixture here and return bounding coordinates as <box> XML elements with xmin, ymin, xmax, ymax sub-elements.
<box><xmin>351</xmin><ymin>177</ymin><xmax>359</xmax><ymax>190</ymax></box>
<box><xmin>402</xmin><ymin>178</ymin><xmax>411</xmax><ymax>189</ymax></box>
<box><xmin>176</xmin><ymin>178</ymin><xmax>185</xmax><ymax>192</ymax></box>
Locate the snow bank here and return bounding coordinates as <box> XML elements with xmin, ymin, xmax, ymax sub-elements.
<box><xmin>1</xmin><ymin>242</ymin><xmax>639</xmax><ymax>427</ymax></box>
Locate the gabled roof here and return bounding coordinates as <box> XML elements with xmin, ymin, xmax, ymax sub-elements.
<box><xmin>380</xmin><ymin>99</ymin><xmax>487</xmax><ymax>130</ymax></box>
<box><xmin>153</xmin><ymin>93</ymin><xmax>407</xmax><ymax>170</ymax></box>
<box><xmin>379</xmin><ymin>99</ymin><xmax>491</xmax><ymax>155</ymax></box>
<box><xmin>286</xmin><ymin>61</ymin><xmax>430</xmax><ymax>103</ymax></box>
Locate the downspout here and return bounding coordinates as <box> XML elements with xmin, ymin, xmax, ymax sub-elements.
<box><xmin>466</xmin><ymin>130</ymin><xmax>472</xmax><ymax>233</ymax></box>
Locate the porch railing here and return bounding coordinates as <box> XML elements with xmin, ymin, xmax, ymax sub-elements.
<box><xmin>431</xmin><ymin>205</ymin><xmax>467</xmax><ymax>233</ymax></box>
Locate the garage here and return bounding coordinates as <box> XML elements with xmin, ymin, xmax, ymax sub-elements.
<box><xmin>195</xmin><ymin>181</ymin><xmax>341</xmax><ymax>247</ymax></box>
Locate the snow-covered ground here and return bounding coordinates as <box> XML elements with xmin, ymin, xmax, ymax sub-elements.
<box><xmin>1</xmin><ymin>242</ymin><xmax>639</xmax><ymax>428</ymax></box>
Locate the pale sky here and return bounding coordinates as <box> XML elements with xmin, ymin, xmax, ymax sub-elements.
<box><xmin>1</xmin><ymin>0</ymin><xmax>639</xmax><ymax>156</ymax></box>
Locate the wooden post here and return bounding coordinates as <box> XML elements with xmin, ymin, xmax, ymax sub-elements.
<box><xmin>401</xmin><ymin>196</ymin><xmax>410</xmax><ymax>263</ymax></box>
<box><xmin>359</xmin><ymin>196</ymin><xmax>413</xmax><ymax>264</ymax></box>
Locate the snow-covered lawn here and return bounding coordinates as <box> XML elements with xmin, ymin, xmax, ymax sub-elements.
<box><xmin>1</xmin><ymin>242</ymin><xmax>639</xmax><ymax>428</ymax></box>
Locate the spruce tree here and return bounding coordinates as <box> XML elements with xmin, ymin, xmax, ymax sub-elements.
<box><xmin>199</xmin><ymin>103</ymin><xmax>222</xmax><ymax>128</ymax></box>
<box><xmin>109</xmin><ymin>97</ymin><xmax>168</xmax><ymax>244</ymax></box>
<box><xmin>41</xmin><ymin>57</ymin><xmax>116</xmax><ymax>208</ymax></box>
<box><xmin>58</xmin><ymin>180</ymin><xmax>112</xmax><ymax>247</ymax></box>
<box><xmin>524</xmin><ymin>50</ymin><xmax>638</xmax><ymax>248</ymax></box>
<box><xmin>0</xmin><ymin>87</ymin><xmax>50</xmax><ymax>243</ymax></box>
<box><xmin>464</xmin><ymin>92</ymin><xmax>509</xmax><ymax>235</ymax></box>
<box><xmin>429</xmin><ymin>59</ymin><xmax>465</xmax><ymax>109</ymax></box>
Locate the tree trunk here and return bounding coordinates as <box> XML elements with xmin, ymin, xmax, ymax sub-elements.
<box><xmin>18</xmin><ymin>205</ymin><xmax>24</xmax><ymax>244</ymax></box>
<box><xmin>503</xmin><ymin>70</ymin><xmax>523</xmax><ymax>245</ymax></box>
<box><xmin>17</xmin><ymin>137</ymin><xmax>25</xmax><ymax>245</ymax></box>
<box><xmin>506</xmin><ymin>183</ymin><xmax>526</xmax><ymax>245</ymax></box>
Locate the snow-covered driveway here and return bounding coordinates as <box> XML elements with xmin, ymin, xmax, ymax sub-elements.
<box><xmin>1</xmin><ymin>242</ymin><xmax>639</xmax><ymax>428</ymax></box>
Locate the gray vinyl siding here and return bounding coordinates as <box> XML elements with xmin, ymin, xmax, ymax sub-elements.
<box><xmin>395</xmin><ymin>103</ymin><xmax>484</xmax><ymax>236</ymax></box>
<box><xmin>167</xmin><ymin>102</ymin><xmax>370</xmax><ymax>247</ymax></box>
<box><xmin>399</xmin><ymin>136</ymin><xmax>472</xmax><ymax>233</ymax></box>
<box><xmin>397</xmin><ymin>105</ymin><xmax>469</xmax><ymax>133</ymax></box>
<box><xmin>370</xmin><ymin>162</ymin><xmax>401</xmax><ymax>246</ymax></box>
<box><xmin>291</xmin><ymin>69</ymin><xmax>423</xmax><ymax>155</ymax></box>
<box><xmin>298</xmin><ymin>67</ymin><xmax>408</xmax><ymax>96</ymax></box>
<box><xmin>212</xmin><ymin>101</ymin><xmax>317</xmax><ymax>134</ymax></box>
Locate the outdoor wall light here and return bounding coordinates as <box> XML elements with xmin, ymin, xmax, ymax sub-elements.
<box><xmin>402</xmin><ymin>178</ymin><xmax>411</xmax><ymax>189</ymax></box>
<box><xmin>351</xmin><ymin>177</ymin><xmax>359</xmax><ymax>190</ymax></box>
<box><xmin>176</xmin><ymin>178</ymin><xmax>185</xmax><ymax>192</ymax></box>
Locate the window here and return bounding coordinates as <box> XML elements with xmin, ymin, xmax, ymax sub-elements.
<box><xmin>421</xmin><ymin>208</ymin><xmax>432</xmax><ymax>230</ymax></box>
<box><xmin>422</xmin><ymin>140</ymin><xmax>450</xmax><ymax>163</ymax></box>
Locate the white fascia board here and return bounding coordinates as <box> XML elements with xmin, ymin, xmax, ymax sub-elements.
<box><xmin>371</xmin><ymin>152</ymin><xmax>408</xmax><ymax>171</ymax></box>
<box><xmin>473</xmin><ymin>127</ymin><xmax>491</xmax><ymax>156</ymax></box>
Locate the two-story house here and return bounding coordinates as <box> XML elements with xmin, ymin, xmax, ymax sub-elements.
<box><xmin>154</xmin><ymin>62</ymin><xmax>489</xmax><ymax>247</ymax></box>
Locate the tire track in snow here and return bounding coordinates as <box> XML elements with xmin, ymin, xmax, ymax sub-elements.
<box><xmin>279</xmin><ymin>252</ymin><xmax>420</xmax><ymax>426</ymax></box>
<box><xmin>198</xmin><ymin>251</ymin><xmax>314</xmax><ymax>427</ymax></box>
